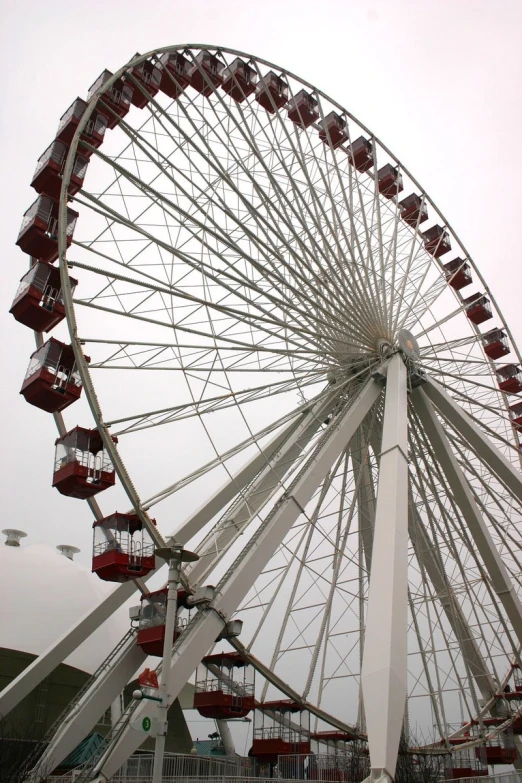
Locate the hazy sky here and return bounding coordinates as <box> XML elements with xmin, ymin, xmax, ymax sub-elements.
<box><xmin>0</xmin><ymin>0</ymin><xmax>521</xmax><ymax>753</ymax></box>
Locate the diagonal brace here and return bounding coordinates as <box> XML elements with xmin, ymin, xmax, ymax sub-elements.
<box><xmin>412</xmin><ymin>386</ymin><xmax>522</xmax><ymax>647</ymax></box>
<box><xmin>423</xmin><ymin>375</ymin><xmax>522</xmax><ymax>504</ymax></box>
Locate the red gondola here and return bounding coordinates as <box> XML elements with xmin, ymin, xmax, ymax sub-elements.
<box><xmin>53</xmin><ymin>427</ymin><xmax>116</xmax><ymax>499</ymax></box>
<box><xmin>136</xmin><ymin>587</ymin><xmax>191</xmax><ymax>656</ymax></box>
<box><xmin>318</xmin><ymin>112</ymin><xmax>347</xmax><ymax>149</ymax></box>
<box><xmin>56</xmin><ymin>98</ymin><xmax>108</xmax><ymax>155</ymax></box>
<box><xmin>421</xmin><ymin>225</ymin><xmax>451</xmax><ymax>258</ymax></box>
<box><xmin>446</xmin><ymin>748</ymin><xmax>488</xmax><ymax>779</ymax></box>
<box><xmin>16</xmin><ymin>196</ymin><xmax>78</xmax><ymax>263</ymax></box>
<box><xmin>9</xmin><ymin>261</ymin><xmax>77</xmax><ymax>333</ymax></box>
<box><xmin>189</xmin><ymin>52</ymin><xmax>224</xmax><ymax>97</ymax></box>
<box><xmin>464</xmin><ymin>294</ymin><xmax>492</xmax><ymax>325</ymax></box>
<box><xmin>377</xmin><ymin>164</ymin><xmax>403</xmax><ymax>198</ymax></box>
<box><xmin>509</xmin><ymin>402</ymin><xmax>522</xmax><ymax>431</ymax></box>
<box><xmin>482</xmin><ymin>328</ymin><xmax>509</xmax><ymax>360</ymax></box>
<box><xmin>398</xmin><ymin>193</ymin><xmax>428</xmax><ymax>227</ymax></box>
<box><xmin>222</xmin><ymin>58</ymin><xmax>257</xmax><ymax>103</ymax></box>
<box><xmin>20</xmin><ymin>339</ymin><xmax>83</xmax><ymax>413</ymax></box>
<box><xmin>251</xmin><ymin>701</ymin><xmax>311</xmax><ymax>762</ymax></box>
<box><xmin>194</xmin><ymin>652</ymin><xmax>255</xmax><ymax>719</ymax></box>
<box><xmin>479</xmin><ymin>730</ymin><xmax>516</xmax><ymax>765</ymax></box>
<box><xmin>346</xmin><ymin>136</ymin><xmax>373</xmax><ymax>172</ymax></box>
<box><xmin>158</xmin><ymin>52</ymin><xmax>191</xmax><ymax>99</ymax></box>
<box><xmin>127</xmin><ymin>54</ymin><xmax>162</xmax><ymax>108</ymax></box>
<box><xmin>496</xmin><ymin>364</ymin><xmax>522</xmax><ymax>394</ymax></box>
<box><xmin>443</xmin><ymin>258</ymin><xmax>472</xmax><ymax>290</ymax></box>
<box><xmin>255</xmin><ymin>71</ymin><xmax>288</xmax><ymax>114</ymax></box>
<box><xmin>92</xmin><ymin>513</ymin><xmax>155</xmax><ymax>582</ymax></box>
<box><xmin>31</xmin><ymin>140</ymin><xmax>88</xmax><ymax>200</ymax></box>
<box><xmin>287</xmin><ymin>90</ymin><xmax>319</xmax><ymax>129</ymax></box>
<box><xmin>87</xmin><ymin>70</ymin><xmax>133</xmax><ymax>130</ymax></box>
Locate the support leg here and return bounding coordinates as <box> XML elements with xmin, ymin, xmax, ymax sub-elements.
<box><xmin>423</xmin><ymin>375</ymin><xmax>522</xmax><ymax>504</ymax></box>
<box><xmin>361</xmin><ymin>354</ymin><xmax>409</xmax><ymax>782</ymax></box>
<box><xmin>216</xmin><ymin>720</ymin><xmax>236</xmax><ymax>755</ymax></box>
<box><xmin>412</xmin><ymin>387</ymin><xmax>522</xmax><ymax>646</ymax></box>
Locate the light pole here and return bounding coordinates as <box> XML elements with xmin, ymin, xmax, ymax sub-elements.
<box><xmin>152</xmin><ymin>545</ymin><xmax>199</xmax><ymax>783</ymax></box>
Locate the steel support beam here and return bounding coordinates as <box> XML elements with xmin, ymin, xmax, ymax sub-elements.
<box><xmin>89</xmin><ymin>377</ymin><xmax>383</xmax><ymax>781</ymax></box>
<box><xmin>31</xmin><ymin>635</ymin><xmax>145</xmax><ymax>780</ymax></box>
<box><xmin>361</xmin><ymin>354</ymin><xmax>409</xmax><ymax>782</ymax></box>
<box><xmin>423</xmin><ymin>375</ymin><xmax>522</xmax><ymax>504</ymax></box>
<box><xmin>412</xmin><ymin>387</ymin><xmax>522</xmax><ymax>647</ymax></box>
<box><xmin>351</xmin><ymin>424</ymin><xmax>377</xmax><ymax>573</ymax></box>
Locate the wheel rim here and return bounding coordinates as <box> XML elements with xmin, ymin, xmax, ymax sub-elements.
<box><xmin>56</xmin><ymin>45</ymin><xmax>522</xmax><ymax>751</ymax></box>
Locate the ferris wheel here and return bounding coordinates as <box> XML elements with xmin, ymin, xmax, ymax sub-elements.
<box><xmin>5</xmin><ymin>45</ymin><xmax>522</xmax><ymax>783</ymax></box>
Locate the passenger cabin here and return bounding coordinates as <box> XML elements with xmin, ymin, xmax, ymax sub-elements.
<box><xmin>127</xmin><ymin>54</ymin><xmax>162</xmax><ymax>108</ymax></box>
<box><xmin>189</xmin><ymin>52</ymin><xmax>224</xmax><ymax>97</ymax></box>
<box><xmin>482</xmin><ymin>328</ymin><xmax>509</xmax><ymax>360</ymax></box>
<box><xmin>496</xmin><ymin>364</ymin><xmax>522</xmax><ymax>394</ymax></box>
<box><xmin>53</xmin><ymin>427</ymin><xmax>116</xmax><ymax>499</ymax></box>
<box><xmin>16</xmin><ymin>196</ymin><xmax>78</xmax><ymax>263</ymax></box>
<box><xmin>464</xmin><ymin>294</ymin><xmax>492</xmax><ymax>325</ymax></box>
<box><xmin>56</xmin><ymin>98</ymin><xmax>108</xmax><ymax>156</ymax></box>
<box><xmin>287</xmin><ymin>90</ymin><xmax>319</xmax><ymax>129</ymax></box>
<box><xmin>398</xmin><ymin>193</ymin><xmax>428</xmax><ymax>227</ymax></box>
<box><xmin>480</xmin><ymin>730</ymin><xmax>516</xmax><ymax>765</ymax></box>
<box><xmin>421</xmin><ymin>225</ymin><xmax>451</xmax><ymax>258</ymax></box>
<box><xmin>255</xmin><ymin>71</ymin><xmax>288</xmax><ymax>113</ymax></box>
<box><xmin>377</xmin><ymin>164</ymin><xmax>403</xmax><ymax>198</ymax></box>
<box><xmin>92</xmin><ymin>513</ymin><xmax>155</xmax><ymax>582</ymax></box>
<box><xmin>251</xmin><ymin>701</ymin><xmax>311</xmax><ymax>763</ymax></box>
<box><xmin>318</xmin><ymin>112</ymin><xmax>348</xmax><ymax>149</ymax></box>
<box><xmin>443</xmin><ymin>258</ymin><xmax>472</xmax><ymax>290</ymax></box>
<box><xmin>347</xmin><ymin>136</ymin><xmax>373</xmax><ymax>172</ymax></box>
<box><xmin>158</xmin><ymin>52</ymin><xmax>191</xmax><ymax>99</ymax></box>
<box><xmin>509</xmin><ymin>402</ymin><xmax>522</xmax><ymax>430</ymax></box>
<box><xmin>136</xmin><ymin>587</ymin><xmax>191</xmax><ymax>656</ymax></box>
<box><xmin>9</xmin><ymin>261</ymin><xmax>76</xmax><ymax>333</ymax></box>
<box><xmin>194</xmin><ymin>652</ymin><xmax>255</xmax><ymax>719</ymax></box>
<box><xmin>20</xmin><ymin>339</ymin><xmax>82</xmax><ymax>413</ymax></box>
<box><xmin>87</xmin><ymin>70</ymin><xmax>133</xmax><ymax>129</ymax></box>
<box><xmin>446</xmin><ymin>748</ymin><xmax>488</xmax><ymax>779</ymax></box>
<box><xmin>31</xmin><ymin>140</ymin><xmax>88</xmax><ymax>200</ymax></box>
<box><xmin>222</xmin><ymin>58</ymin><xmax>257</xmax><ymax>103</ymax></box>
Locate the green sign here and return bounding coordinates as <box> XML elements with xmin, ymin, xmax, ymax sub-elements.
<box><xmin>142</xmin><ymin>716</ymin><xmax>152</xmax><ymax>732</ymax></box>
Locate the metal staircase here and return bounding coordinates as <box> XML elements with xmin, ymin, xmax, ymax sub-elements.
<box><xmin>26</xmin><ymin>628</ymin><xmax>138</xmax><ymax>781</ymax></box>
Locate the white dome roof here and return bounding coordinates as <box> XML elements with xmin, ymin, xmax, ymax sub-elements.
<box><xmin>0</xmin><ymin>539</ymin><xmax>131</xmax><ymax>674</ymax></box>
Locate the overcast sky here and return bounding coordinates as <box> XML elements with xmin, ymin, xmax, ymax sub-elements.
<box><xmin>0</xmin><ymin>0</ymin><xmax>521</xmax><ymax>753</ymax></box>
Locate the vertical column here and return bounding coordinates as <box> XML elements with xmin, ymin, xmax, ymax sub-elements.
<box><xmin>361</xmin><ymin>353</ymin><xmax>409</xmax><ymax>782</ymax></box>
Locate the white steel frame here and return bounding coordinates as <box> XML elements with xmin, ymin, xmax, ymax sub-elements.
<box><xmin>9</xmin><ymin>45</ymin><xmax>522</xmax><ymax>782</ymax></box>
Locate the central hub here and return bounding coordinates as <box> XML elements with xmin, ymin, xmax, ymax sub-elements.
<box><xmin>397</xmin><ymin>329</ymin><xmax>420</xmax><ymax>361</ymax></box>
